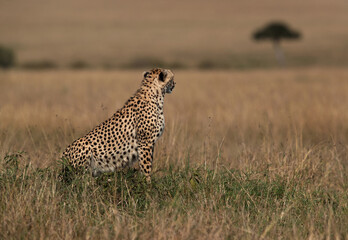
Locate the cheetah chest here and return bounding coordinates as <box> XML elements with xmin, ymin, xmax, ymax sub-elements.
<box><xmin>155</xmin><ymin>103</ymin><xmax>165</xmax><ymax>141</ymax></box>
<box><xmin>158</xmin><ymin>114</ymin><xmax>165</xmax><ymax>139</ymax></box>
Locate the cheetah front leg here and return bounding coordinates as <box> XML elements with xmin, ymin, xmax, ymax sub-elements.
<box><xmin>137</xmin><ymin>143</ymin><xmax>154</xmax><ymax>183</ymax></box>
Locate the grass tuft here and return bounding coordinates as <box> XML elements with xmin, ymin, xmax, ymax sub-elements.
<box><xmin>1</xmin><ymin>152</ymin><xmax>347</xmax><ymax>239</ymax></box>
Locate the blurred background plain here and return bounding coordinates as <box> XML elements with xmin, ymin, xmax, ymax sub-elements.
<box><xmin>1</xmin><ymin>0</ymin><xmax>348</xmax><ymax>69</ymax></box>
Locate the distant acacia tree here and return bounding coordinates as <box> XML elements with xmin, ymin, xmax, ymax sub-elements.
<box><xmin>253</xmin><ymin>22</ymin><xmax>301</xmax><ymax>65</ymax></box>
<box><xmin>0</xmin><ymin>45</ymin><xmax>15</xmax><ymax>69</ymax></box>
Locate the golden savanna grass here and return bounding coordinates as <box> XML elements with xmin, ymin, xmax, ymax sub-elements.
<box><xmin>0</xmin><ymin>68</ymin><xmax>348</xmax><ymax>239</ymax></box>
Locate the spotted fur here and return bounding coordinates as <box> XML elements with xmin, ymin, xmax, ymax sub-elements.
<box><xmin>62</xmin><ymin>68</ymin><xmax>175</xmax><ymax>182</ymax></box>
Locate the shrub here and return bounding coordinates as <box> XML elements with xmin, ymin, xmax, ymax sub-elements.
<box><xmin>197</xmin><ymin>60</ymin><xmax>230</xmax><ymax>69</ymax></box>
<box><xmin>121</xmin><ymin>58</ymin><xmax>187</xmax><ymax>70</ymax></box>
<box><xmin>21</xmin><ymin>60</ymin><xmax>58</xmax><ymax>70</ymax></box>
<box><xmin>0</xmin><ymin>45</ymin><xmax>16</xmax><ymax>69</ymax></box>
<box><xmin>69</xmin><ymin>60</ymin><xmax>90</xmax><ymax>69</ymax></box>
<box><xmin>124</xmin><ymin>58</ymin><xmax>167</xmax><ymax>69</ymax></box>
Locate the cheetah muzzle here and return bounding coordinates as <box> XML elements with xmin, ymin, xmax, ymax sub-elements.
<box><xmin>62</xmin><ymin>68</ymin><xmax>176</xmax><ymax>183</ymax></box>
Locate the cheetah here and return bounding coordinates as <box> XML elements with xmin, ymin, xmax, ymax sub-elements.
<box><xmin>62</xmin><ymin>68</ymin><xmax>175</xmax><ymax>182</ymax></box>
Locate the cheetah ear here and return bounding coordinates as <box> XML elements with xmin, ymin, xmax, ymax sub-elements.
<box><xmin>158</xmin><ymin>71</ymin><xmax>165</xmax><ymax>82</ymax></box>
<box><xmin>143</xmin><ymin>71</ymin><xmax>150</xmax><ymax>79</ymax></box>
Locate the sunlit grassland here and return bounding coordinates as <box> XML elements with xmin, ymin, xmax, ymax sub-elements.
<box><xmin>0</xmin><ymin>68</ymin><xmax>347</xmax><ymax>239</ymax></box>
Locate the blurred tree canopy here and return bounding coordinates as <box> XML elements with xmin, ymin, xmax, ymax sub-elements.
<box><xmin>253</xmin><ymin>22</ymin><xmax>301</xmax><ymax>65</ymax></box>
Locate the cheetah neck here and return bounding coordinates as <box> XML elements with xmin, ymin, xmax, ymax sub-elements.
<box><xmin>137</xmin><ymin>85</ymin><xmax>165</xmax><ymax>106</ymax></box>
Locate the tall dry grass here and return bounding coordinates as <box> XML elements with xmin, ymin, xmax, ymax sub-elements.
<box><xmin>0</xmin><ymin>68</ymin><xmax>347</xmax><ymax>239</ymax></box>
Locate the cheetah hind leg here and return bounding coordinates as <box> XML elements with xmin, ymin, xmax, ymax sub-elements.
<box><xmin>89</xmin><ymin>153</ymin><xmax>101</xmax><ymax>177</ymax></box>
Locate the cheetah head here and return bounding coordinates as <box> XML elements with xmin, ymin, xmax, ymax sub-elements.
<box><xmin>142</xmin><ymin>68</ymin><xmax>176</xmax><ymax>94</ymax></box>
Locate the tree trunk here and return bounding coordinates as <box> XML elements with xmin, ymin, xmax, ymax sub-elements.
<box><xmin>272</xmin><ymin>40</ymin><xmax>285</xmax><ymax>66</ymax></box>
